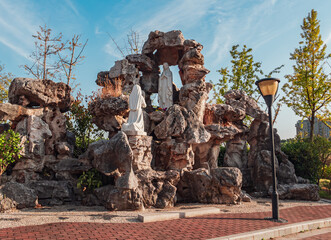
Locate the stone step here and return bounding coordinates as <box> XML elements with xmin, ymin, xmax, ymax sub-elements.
<box><xmin>138</xmin><ymin>207</ymin><xmax>220</xmax><ymax>223</ymax></box>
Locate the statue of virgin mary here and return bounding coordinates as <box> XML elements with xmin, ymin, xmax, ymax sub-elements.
<box><xmin>121</xmin><ymin>84</ymin><xmax>147</xmax><ymax>135</ymax></box>
<box><xmin>158</xmin><ymin>62</ymin><xmax>173</xmax><ymax>109</ymax></box>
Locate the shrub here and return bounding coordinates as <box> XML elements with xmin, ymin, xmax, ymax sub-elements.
<box><xmin>65</xmin><ymin>91</ymin><xmax>104</xmax><ymax>157</ymax></box>
<box><xmin>77</xmin><ymin>168</ymin><xmax>103</xmax><ymax>193</ymax></box>
<box><xmin>0</xmin><ymin>129</ymin><xmax>22</xmax><ymax>175</ymax></box>
<box><xmin>281</xmin><ymin>136</ymin><xmax>331</xmax><ymax>184</ymax></box>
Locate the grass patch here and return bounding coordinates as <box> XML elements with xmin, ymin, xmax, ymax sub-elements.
<box><xmin>319</xmin><ymin>190</ymin><xmax>331</xmax><ymax>199</ymax></box>
<box><xmin>319</xmin><ymin>179</ymin><xmax>331</xmax><ymax>199</ymax></box>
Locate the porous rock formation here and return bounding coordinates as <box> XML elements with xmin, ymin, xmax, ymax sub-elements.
<box><xmin>0</xmin><ymin>30</ymin><xmax>319</xmax><ymax>212</ymax></box>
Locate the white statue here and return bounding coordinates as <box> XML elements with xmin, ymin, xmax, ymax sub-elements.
<box><xmin>158</xmin><ymin>62</ymin><xmax>173</xmax><ymax>109</ymax></box>
<box><xmin>121</xmin><ymin>84</ymin><xmax>147</xmax><ymax>135</ymax></box>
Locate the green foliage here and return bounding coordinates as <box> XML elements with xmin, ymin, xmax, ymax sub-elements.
<box><xmin>77</xmin><ymin>168</ymin><xmax>102</xmax><ymax>193</ymax></box>
<box><xmin>0</xmin><ymin>129</ymin><xmax>22</xmax><ymax>176</ymax></box>
<box><xmin>65</xmin><ymin>92</ymin><xmax>104</xmax><ymax>157</ymax></box>
<box><xmin>212</xmin><ymin>44</ymin><xmax>283</xmax><ymax>104</ymax></box>
<box><xmin>218</xmin><ymin>145</ymin><xmax>226</xmax><ymax>167</ymax></box>
<box><xmin>281</xmin><ymin>9</ymin><xmax>331</xmax><ymax>140</ymax></box>
<box><xmin>281</xmin><ymin>136</ymin><xmax>331</xmax><ymax>184</ymax></box>
<box><xmin>0</xmin><ymin>63</ymin><xmax>13</xmax><ymax>103</ymax></box>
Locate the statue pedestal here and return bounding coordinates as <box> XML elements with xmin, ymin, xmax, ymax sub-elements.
<box><xmin>123</xmin><ymin>130</ymin><xmax>147</xmax><ymax>136</ymax></box>
<box><xmin>128</xmin><ymin>135</ymin><xmax>153</xmax><ymax>171</ymax></box>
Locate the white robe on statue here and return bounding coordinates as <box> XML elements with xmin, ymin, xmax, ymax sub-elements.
<box><xmin>121</xmin><ymin>84</ymin><xmax>146</xmax><ymax>135</ymax></box>
<box><xmin>158</xmin><ymin>62</ymin><xmax>173</xmax><ymax>109</ymax></box>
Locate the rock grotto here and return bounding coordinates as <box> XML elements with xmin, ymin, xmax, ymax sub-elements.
<box><xmin>0</xmin><ymin>30</ymin><xmax>319</xmax><ymax>212</ymax></box>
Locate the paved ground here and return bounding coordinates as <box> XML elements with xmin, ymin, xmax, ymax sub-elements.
<box><xmin>0</xmin><ymin>205</ymin><xmax>330</xmax><ymax>240</ymax></box>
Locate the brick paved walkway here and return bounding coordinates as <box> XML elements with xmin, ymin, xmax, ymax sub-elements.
<box><xmin>0</xmin><ymin>205</ymin><xmax>330</xmax><ymax>240</ymax></box>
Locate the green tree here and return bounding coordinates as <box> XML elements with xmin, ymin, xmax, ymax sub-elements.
<box><xmin>213</xmin><ymin>44</ymin><xmax>283</xmax><ymax>104</ymax></box>
<box><xmin>281</xmin><ymin>9</ymin><xmax>331</xmax><ymax>140</ymax></box>
<box><xmin>0</xmin><ymin>64</ymin><xmax>13</xmax><ymax>103</ymax></box>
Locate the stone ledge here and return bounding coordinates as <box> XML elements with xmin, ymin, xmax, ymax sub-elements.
<box><xmin>208</xmin><ymin>217</ymin><xmax>331</xmax><ymax>240</ymax></box>
<box><xmin>138</xmin><ymin>207</ymin><xmax>220</xmax><ymax>223</ymax></box>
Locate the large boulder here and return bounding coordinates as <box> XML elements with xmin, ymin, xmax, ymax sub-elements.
<box><xmin>154</xmin><ymin>137</ymin><xmax>194</xmax><ymax>171</ymax></box>
<box><xmin>136</xmin><ymin>169</ymin><xmax>180</xmax><ymax>208</ymax></box>
<box><xmin>8</xmin><ymin>78</ymin><xmax>73</xmax><ymax>112</ymax></box>
<box><xmin>154</xmin><ymin>104</ymin><xmax>210</xmax><ymax>144</ymax></box>
<box><xmin>81</xmin><ymin>132</ymin><xmax>133</xmax><ymax>175</ymax></box>
<box><xmin>177</xmin><ymin>167</ymin><xmax>242</xmax><ymax>204</ymax></box>
<box><xmin>269</xmin><ymin>184</ymin><xmax>320</xmax><ymax>201</ymax></box>
<box><xmin>0</xmin><ymin>103</ymin><xmax>43</xmax><ymax>123</ymax></box>
<box><xmin>89</xmin><ymin>96</ymin><xmax>129</xmax><ymax>132</ymax></box>
<box><xmin>28</xmin><ymin>180</ymin><xmax>74</xmax><ymax>205</ymax></box>
<box><xmin>0</xmin><ymin>182</ymin><xmax>38</xmax><ymax>210</ymax></box>
<box><xmin>94</xmin><ymin>185</ymin><xmax>144</xmax><ymax>211</ymax></box>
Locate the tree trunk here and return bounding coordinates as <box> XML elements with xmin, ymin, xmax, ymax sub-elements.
<box><xmin>309</xmin><ymin>112</ymin><xmax>315</xmax><ymax>141</ymax></box>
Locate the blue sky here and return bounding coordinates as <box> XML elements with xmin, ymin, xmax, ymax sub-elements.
<box><xmin>1</xmin><ymin>0</ymin><xmax>331</xmax><ymax>139</ymax></box>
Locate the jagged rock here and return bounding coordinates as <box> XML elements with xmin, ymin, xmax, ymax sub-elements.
<box><xmin>94</xmin><ymin>185</ymin><xmax>144</xmax><ymax>211</ymax></box>
<box><xmin>54</xmin><ymin>158</ymin><xmax>91</xmax><ymax>174</ymax></box>
<box><xmin>126</xmin><ymin>54</ymin><xmax>155</xmax><ymax>72</ymax></box>
<box><xmin>247</xmin><ymin>119</ymin><xmax>299</xmax><ymax>193</ymax></box>
<box><xmin>178</xmin><ymin>48</ymin><xmax>204</xmax><ymax>68</ymax></box>
<box><xmin>183</xmin><ymin>39</ymin><xmax>203</xmax><ymax>52</ymax></box>
<box><xmin>115</xmin><ymin>168</ymin><xmax>138</xmax><ymax>190</ymax></box>
<box><xmin>0</xmin><ymin>182</ymin><xmax>38</xmax><ymax>210</ymax></box>
<box><xmin>89</xmin><ymin>96</ymin><xmax>129</xmax><ymax>132</ymax></box>
<box><xmin>224</xmin><ymin>90</ymin><xmax>268</xmax><ymax>121</ymax></box>
<box><xmin>241</xmin><ymin>191</ymin><xmax>252</xmax><ymax>202</ymax></box>
<box><xmin>154</xmin><ymin>138</ymin><xmax>194</xmax><ymax>171</ymax></box>
<box><xmin>141</xmin><ymin>71</ymin><xmax>159</xmax><ymax>94</ymax></box>
<box><xmin>177</xmin><ymin>167</ymin><xmax>242</xmax><ymax>204</ymax></box>
<box><xmin>128</xmin><ymin>135</ymin><xmax>153</xmax><ymax>171</ymax></box>
<box><xmin>223</xmin><ymin>136</ymin><xmax>248</xmax><ymax>169</ymax></box>
<box><xmin>82</xmin><ymin>132</ymin><xmax>133</xmax><ymax>175</ymax></box>
<box><xmin>0</xmin><ymin>103</ymin><xmax>43</xmax><ymax>123</ymax></box>
<box><xmin>180</xmin><ymin>64</ymin><xmax>210</xmax><ymax>84</ymax></box>
<box><xmin>142</xmin><ymin>30</ymin><xmax>185</xmax><ymax>57</ymax></box>
<box><xmin>95</xmin><ymin>71</ymin><xmax>123</xmax><ymax>97</ymax></box>
<box><xmin>108</xmin><ymin>59</ymin><xmax>139</xmax><ymax>94</ymax></box>
<box><xmin>27</xmin><ymin>115</ymin><xmax>52</xmax><ymax>157</ymax></box>
<box><xmin>43</xmin><ymin>108</ymin><xmax>66</xmax><ymax>155</ymax></box>
<box><xmin>269</xmin><ymin>184</ymin><xmax>319</xmax><ymax>201</ymax></box>
<box><xmin>149</xmin><ymin>111</ymin><xmax>165</xmax><ymax>123</ymax></box>
<box><xmin>205</xmin><ymin>124</ymin><xmax>246</xmax><ymax>142</ymax></box>
<box><xmin>55</xmin><ymin>142</ymin><xmax>71</xmax><ymax>156</ymax></box>
<box><xmin>179</xmin><ymin>80</ymin><xmax>212</xmax><ymax>121</ymax></box>
<box><xmin>298</xmin><ymin>177</ymin><xmax>310</xmax><ymax>184</ymax></box>
<box><xmin>154</xmin><ymin>104</ymin><xmax>210</xmax><ymax>144</ymax></box>
<box><xmin>8</xmin><ymin>78</ymin><xmax>73</xmax><ymax>112</ymax></box>
<box><xmin>13</xmin><ymin>158</ymin><xmax>44</xmax><ymax>172</ymax></box>
<box><xmin>136</xmin><ymin>169</ymin><xmax>180</xmax><ymax>208</ymax></box>
<box><xmin>28</xmin><ymin>180</ymin><xmax>74</xmax><ymax>205</ymax></box>
<box><xmin>192</xmin><ymin>138</ymin><xmax>221</xmax><ymax>169</ymax></box>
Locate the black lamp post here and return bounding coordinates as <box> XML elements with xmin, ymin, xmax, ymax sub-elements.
<box><xmin>255</xmin><ymin>78</ymin><xmax>286</xmax><ymax>223</ymax></box>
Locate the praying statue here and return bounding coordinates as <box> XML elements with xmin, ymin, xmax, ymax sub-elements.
<box><xmin>158</xmin><ymin>62</ymin><xmax>173</xmax><ymax>109</ymax></box>
<box><xmin>121</xmin><ymin>84</ymin><xmax>147</xmax><ymax>135</ymax></box>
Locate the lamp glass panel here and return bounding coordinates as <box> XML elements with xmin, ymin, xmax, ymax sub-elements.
<box><xmin>258</xmin><ymin>80</ymin><xmax>279</xmax><ymax>96</ymax></box>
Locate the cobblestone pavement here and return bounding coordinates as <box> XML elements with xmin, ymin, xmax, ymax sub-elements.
<box><xmin>0</xmin><ymin>205</ymin><xmax>330</xmax><ymax>240</ymax></box>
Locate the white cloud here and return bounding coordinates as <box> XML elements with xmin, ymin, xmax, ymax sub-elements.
<box><xmin>324</xmin><ymin>31</ymin><xmax>331</xmax><ymax>46</ymax></box>
<box><xmin>136</xmin><ymin>0</ymin><xmax>216</xmax><ymax>36</ymax></box>
<box><xmin>65</xmin><ymin>0</ymin><xmax>80</xmax><ymax>16</ymax></box>
<box><xmin>0</xmin><ymin>36</ymin><xmax>30</xmax><ymax>58</ymax></box>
